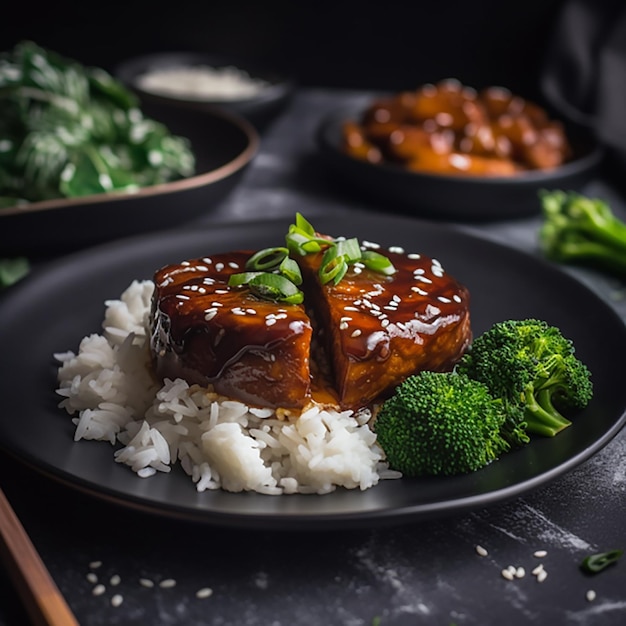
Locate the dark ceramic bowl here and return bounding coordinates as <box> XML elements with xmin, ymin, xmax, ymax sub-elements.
<box><xmin>316</xmin><ymin>103</ymin><xmax>604</xmax><ymax>221</ymax></box>
<box><xmin>115</xmin><ymin>52</ymin><xmax>294</xmax><ymax>131</ymax></box>
<box><xmin>0</xmin><ymin>105</ymin><xmax>258</xmax><ymax>256</ymax></box>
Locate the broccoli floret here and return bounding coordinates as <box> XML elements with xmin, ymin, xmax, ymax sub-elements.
<box><xmin>374</xmin><ymin>371</ymin><xmax>510</xmax><ymax>477</ymax></box>
<box><xmin>539</xmin><ymin>190</ymin><xmax>626</xmax><ymax>276</ymax></box>
<box><xmin>457</xmin><ymin>318</ymin><xmax>593</xmax><ymax>438</ymax></box>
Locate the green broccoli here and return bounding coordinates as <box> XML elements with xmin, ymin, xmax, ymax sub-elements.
<box><xmin>457</xmin><ymin>319</ymin><xmax>593</xmax><ymax>438</ymax></box>
<box><xmin>539</xmin><ymin>189</ymin><xmax>626</xmax><ymax>276</ymax></box>
<box><xmin>374</xmin><ymin>370</ymin><xmax>511</xmax><ymax>477</ymax></box>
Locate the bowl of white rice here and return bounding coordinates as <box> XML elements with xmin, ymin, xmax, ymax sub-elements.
<box><xmin>115</xmin><ymin>52</ymin><xmax>295</xmax><ymax>130</ymax></box>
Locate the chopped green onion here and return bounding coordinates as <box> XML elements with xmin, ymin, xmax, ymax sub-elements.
<box><xmin>362</xmin><ymin>250</ymin><xmax>396</xmax><ymax>275</ymax></box>
<box><xmin>228</xmin><ymin>271</ymin><xmax>262</xmax><ymax>287</ymax></box>
<box><xmin>279</xmin><ymin>256</ymin><xmax>302</xmax><ymax>285</ymax></box>
<box><xmin>248</xmin><ymin>273</ymin><xmax>304</xmax><ymax>304</ymax></box>
<box><xmin>334</xmin><ymin>237</ymin><xmax>362</xmax><ymax>263</ymax></box>
<box><xmin>245</xmin><ymin>247</ymin><xmax>288</xmax><ymax>271</ymax></box>
<box><xmin>228</xmin><ymin>271</ymin><xmax>303</xmax><ymax>304</ymax></box>
<box><xmin>319</xmin><ymin>256</ymin><xmax>348</xmax><ymax>285</ymax></box>
<box><xmin>580</xmin><ymin>550</ymin><xmax>623</xmax><ymax>574</ymax></box>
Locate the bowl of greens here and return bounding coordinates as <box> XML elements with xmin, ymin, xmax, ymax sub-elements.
<box><xmin>0</xmin><ymin>42</ymin><xmax>259</xmax><ymax>256</ymax></box>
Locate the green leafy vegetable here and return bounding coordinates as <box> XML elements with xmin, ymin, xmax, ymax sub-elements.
<box><xmin>539</xmin><ymin>190</ymin><xmax>626</xmax><ymax>276</ymax></box>
<box><xmin>0</xmin><ymin>41</ymin><xmax>195</xmax><ymax>207</ymax></box>
<box><xmin>580</xmin><ymin>550</ymin><xmax>623</xmax><ymax>574</ymax></box>
<box><xmin>0</xmin><ymin>257</ymin><xmax>29</xmax><ymax>288</ymax></box>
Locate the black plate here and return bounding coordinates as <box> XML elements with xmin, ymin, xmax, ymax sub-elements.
<box><xmin>115</xmin><ymin>52</ymin><xmax>294</xmax><ymax>131</ymax></box>
<box><xmin>0</xmin><ymin>106</ymin><xmax>258</xmax><ymax>257</ymax></box>
<box><xmin>316</xmin><ymin>104</ymin><xmax>604</xmax><ymax>221</ymax></box>
<box><xmin>0</xmin><ymin>213</ymin><xmax>624</xmax><ymax>530</ymax></box>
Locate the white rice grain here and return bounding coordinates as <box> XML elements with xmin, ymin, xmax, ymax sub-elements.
<box><xmin>54</xmin><ymin>280</ymin><xmax>400</xmax><ymax>495</ymax></box>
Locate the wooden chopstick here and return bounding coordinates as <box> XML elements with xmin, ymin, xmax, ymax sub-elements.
<box><xmin>0</xmin><ymin>487</ymin><xmax>79</xmax><ymax>626</ymax></box>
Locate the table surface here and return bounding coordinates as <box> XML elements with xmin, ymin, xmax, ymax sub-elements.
<box><xmin>1</xmin><ymin>88</ymin><xmax>625</xmax><ymax>626</ymax></box>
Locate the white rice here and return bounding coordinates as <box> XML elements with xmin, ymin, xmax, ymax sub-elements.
<box><xmin>54</xmin><ymin>280</ymin><xmax>401</xmax><ymax>495</ymax></box>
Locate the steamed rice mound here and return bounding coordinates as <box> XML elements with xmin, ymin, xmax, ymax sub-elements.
<box><xmin>55</xmin><ymin>280</ymin><xmax>400</xmax><ymax>495</ymax></box>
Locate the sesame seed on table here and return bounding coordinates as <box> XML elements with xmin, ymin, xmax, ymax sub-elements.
<box><xmin>0</xmin><ymin>86</ymin><xmax>625</xmax><ymax>626</ymax></box>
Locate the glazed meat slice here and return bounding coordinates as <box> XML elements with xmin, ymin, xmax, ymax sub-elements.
<box><xmin>297</xmin><ymin>244</ymin><xmax>471</xmax><ymax>409</ymax></box>
<box><xmin>150</xmin><ymin>251</ymin><xmax>313</xmax><ymax>410</ymax></box>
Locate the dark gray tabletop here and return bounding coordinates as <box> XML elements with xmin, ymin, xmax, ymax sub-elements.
<box><xmin>1</xmin><ymin>88</ymin><xmax>625</xmax><ymax>626</ymax></box>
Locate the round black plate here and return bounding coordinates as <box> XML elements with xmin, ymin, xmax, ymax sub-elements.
<box><xmin>316</xmin><ymin>104</ymin><xmax>604</xmax><ymax>221</ymax></box>
<box><xmin>0</xmin><ymin>213</ymin><xmax>624</xmax><ymax>529</ymax></box>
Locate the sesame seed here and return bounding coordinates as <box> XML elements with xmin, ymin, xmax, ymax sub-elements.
<box><xmin>392</xmin><ymin>294</ymin><xmax>401</xmax><ymax>303</ymax></box>
<box><xmin>438</xmin><ymin>296</ymin><xmax>452</xmax><ymax>303</ymax></box>
<box><xmin>196</xmin><ymin>587</ymin><xmax>214</xmax><ymax>599</ymax></box>
<box><xmin>351</xmin><ymin>329</ymin><xmax>362</xmax><ymax>338</ymax></box>
<box><xmin>89</xmin><ymin>561</ymin><xmax>103</xmax><ymax>569</ymax></box>
<box><xmin>453</xmin><ymin>294</ymin><xmax>462</xmax><ymax>302</ymax></box>
<box><xmin>215</xmin><ymin>263</ymin><xmax>224</xmax><ymax>271</ymax></box>
<box><xmin>195</xmin><ymin>265</ymin><xmax>209</xmax><ymax>272</ymax></box>
<box><xmin>92</xmin><ymin>584</ymin><xmax>106</xmax><ymax>596</ymax></box>
<box><xmin>417</xmin><ymin>276</ymin><xmax>433</xmax><ymax>284</ymax></box>
<box><xmin>232</xmin><ymin>307</ymin><xmax>246</xmax><ymax>316</ymax></box>
<box><xmin>202</xmin><ymin>257</ymin><xmax>212</xmax><ymax>264</ymax></box>
<box><xmin>86</xmin><ymin>573</ymin><xmax>98</xmax><ymax>584</ymax></box>
<box><xmin>362</xmin><ymin>240</ymin><xmax>380</xmax><ymax>249</ymax></box>
<box><xmin>246</xmin><ymin>308</ymin><xmax>257</xmax><ymax>315</ymax></box>
<box><xmin>111</xmin><ymin>594</ymin><xmax>123</xmax><ymax>607</ymax></box>
<box><xmin>353</xmin><ymin>266</ymin><xmax>362</xmax><ymax>274</ymax></box>
<box><xmin>204</xmin><ymin>309</ymin><xmax>218</xmax><ymax>321</ymax></box>
<box><xmin>139</xmin><ymin>578</ymin><xmax>155</xmax><ymax>588</ymax></box>
<box><xmin>533</xmin><ymin>550</ymin><xmax>547</xmax><ymax>558</ymax></box>
<box><xmin>532</xmin><ymin>564</ymin><xmax>544</xmax><ymax>576</ymax></box>
<box><xmin>340</xmin><ymin>316</ymin><xmax>353</xmax><ymax>323</ymax></box>
<box><xmin>228</xmin><ymin>262</ymin><xmax>239</xmax><ymax>269</ymax></box>
<box><xmin>586</xmin><ymin>590</ymin><xmax>596</xmax><ymax>602</ymax></box>
<box><xmin>339</xmin><ymin>322</ymin><xmax>349</xmax><ymax>330</ymax></box>
<box><xmin>344</xmin><ymin>306</ymin><xmax>359</xmax><ymax>312</ymax></box>
<box><xmin>389</xmin><ymin>246</ymin><xmax>404</xmax><ymax>254</ymax></box>
<box><xmin>501</xmin><ymin>568</ymin><xmax>514</xmax><ymax>581</ymax></box>
<box><xmin>110</xmin><ymin>574</ymin><xmax>121</xmax><ymax>586</ymax></box>
<box><xmin>381</xmin><ymin>319</ymin><xmax>390</xmax><ymax>328</ymax></box>
<box><xmin>475</xmin><ymin>545</ymin><xmax>488</xmax><ymax>557</ymax></box>
<box><xmin>160</xmin><ymin>578</ymin><xmax>177</xmax><ymax>589</ymax></box>
<box><xmin>411</xmin><ymin>286</ymin><xmax>428</xmax><ymax>296</ymax></box>
<box><xmin>215</xmin><ymin>289</ymin><xmax>228</xmax><ymax>294</ymax></box>
<box><xmin>515</xmin><ymin>567</ymin><xmax>525</xmax><ymax>578</ymax></box>
<box><xmin>266</xmin><ymin>318</ymin><xmax>277</xmax><ymax>326</ymax></box>
<box><xmin>536</xmin><ymin>569</ymin><xmax>548</xmax><ymax>583</ymax></box>
<box><xmin>413</xmin><ymin>268</ymin><xmax>425</xmax><ymax>275</ymax></box>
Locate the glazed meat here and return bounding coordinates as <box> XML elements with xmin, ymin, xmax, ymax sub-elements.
<box><xmin>150</xmin><ymin>251</ymin><xmax>313</xmax><ymax>409</ymax></box>
<box><xmin>150</xmin><ymin>240</ymin><xmax>471</xmax><ymax>412</ymax></box>
<box><xmin>297</xmin><ymin>245</ymin><xmax>471</xmax><ymax>409</ymax></box>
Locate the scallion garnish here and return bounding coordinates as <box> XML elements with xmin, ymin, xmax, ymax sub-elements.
<box><xmin>228</xmin><ymin>271</ymin><xmax>304</xmax><ymax>304</ymax></box>
<box><xmin>580</xmin><ymin>549</ymin><xmax>623</xmax><ymax>574</ymax></box>
<box><xmin>245</xmin><ymin>247</ymin><xmax>289</xmax><ymax>271</ymax></box>
<box><xmin>361</xmin><ymin>249</ymin><xmax>396</xmax><ymax>275</ymax></box>
<box><xmin>228</xmin><ymin>214</ymin><xmax>397</xmax><ymax>304</ymax></box>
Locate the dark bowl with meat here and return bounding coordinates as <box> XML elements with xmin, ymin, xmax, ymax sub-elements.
<box><xmin>316</xmin><ymin>80</ymin><xmax>604</xmax><ymax>221</ymax></box>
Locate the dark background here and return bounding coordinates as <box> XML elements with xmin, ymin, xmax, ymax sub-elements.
<box><xmin>1</xmin><ymin>0</ymin><xmax>575</xmax><ymax>101</ymax></box>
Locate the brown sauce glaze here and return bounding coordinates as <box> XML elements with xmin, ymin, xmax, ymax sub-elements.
<box><xmin>150</xmin><ymin>243</ymin><xmax>471</xmax><ymax>413</ymax></box>
<box><xmin>151</xmin><ymin>251</ymin><xmax>313</xmax><ymax>410</ymax></box>
<box><xmin>342</xmin><ymin>79</ymin><xmax>572</xmax><ymax>176</ymax></box>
